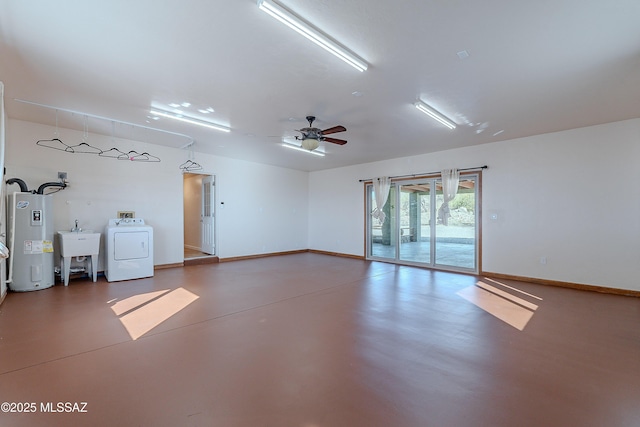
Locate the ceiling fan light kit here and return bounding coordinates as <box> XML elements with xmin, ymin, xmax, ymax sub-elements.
<box><xmin>414</xmin><ymin>101</ymin><xmax>457</xmax><ymax>130</ymax></box>
<box><xmin>149</xmin><ymin>109</ymin><xmax>230</xmax><ymax>133</ymax></box>
<box><xmin>300</xmin><ymin>138</ymin><xmax>320</xmax><ymax>151</ymax></box>
<box><xmin>291</xmin><ymin>115</ymin><xmax>348</xmax><ymax>155</ymax></box>
<box><xmin>257</xmin><ymin>0</ymin><xmax>368</xmax><ymax>72</ymax></box>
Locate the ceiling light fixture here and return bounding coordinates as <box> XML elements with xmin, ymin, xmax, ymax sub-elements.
<box><xmin>257</xmin><ymin>0</ymin><xmax>368</xmax><ymax>72</ymax></box>
<box><xmin>149</xmin><ymin>109</ymin><xmax>230</xmax><ymax>133</ymax></box>
<box><xmin>282</xmin><ymin>141</ymin><xmax>325</xmax><ymax>156</ymax></box>
<box><xmin>414</xmin><ymin>100</ymin><xmax>457</xmax><ymax>130</ymax></box>
<box><xmin>300</xmin><ymin>138</ymin><xmax>320</xmax><ymax>151</ymax></box>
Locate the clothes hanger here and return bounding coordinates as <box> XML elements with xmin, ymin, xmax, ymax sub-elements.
<box><xmin>67</xmin><ymin>141</ymin><xmax>102</xmax><ymax>154</ymax></box>
<box><xmin>117</xmin><ymin>150</ymin><xmax>141</xmax><ymax>161</ymax></box>
<box><xmin>66</xmin><ymin>115</ymin><xmax>102</xmax><ymax>154</ymax></box>
<box><xmin>180</xmin><ymin>142</ymin><xmax>202</xmax><ymax>171</ymax></box>
<box><xmin>179</xmin><ymin>159</ymin><xmax>203</xmax><ymax>171</ymax></box>
<box><xmin>36</xmin><ymin>138</ymin><xmax>74</xmax><ymax>152</ymax></box>
<box><xmin>98</xmin><ymin>122</ymin><xmax>126</xmax><ymax>158</ymax></box>
<box><xmin>130</xmin><ymin>152</ymin><xmax>161</xmax><ymax>162</ymax></box>
<box><xmin>99</xmin><ymin>147</ymin><xmax>128</xmax><ymax>158</ymax></box>
<box><xmin>35</xmin><ymin>109</ymin><xmax>74</xmax><ymax>151</ymax></box>
<box><xmin>118</xmin><ymin>150</ymin><xmax>160</xmax><ymax>162</ymax></box>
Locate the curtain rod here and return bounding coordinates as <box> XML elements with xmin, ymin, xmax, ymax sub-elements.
<box><xmin>358</xmin><ymin>165</ymin><xmax>487</xmax><ymax>182</ymax></box>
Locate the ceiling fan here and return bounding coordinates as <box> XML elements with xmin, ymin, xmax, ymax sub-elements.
<box><xmin>295</xmin><ymin>116</ymin><xmax>347</xmax><ymax>151</ymax></box>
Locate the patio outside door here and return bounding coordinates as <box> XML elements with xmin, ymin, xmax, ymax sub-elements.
<box><xmin>367</xmin><ymin>175</ymin><xmax>479</xmax><ymax>273</ymax></box>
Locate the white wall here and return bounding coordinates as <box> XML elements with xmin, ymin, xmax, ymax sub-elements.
<box><xmin>5</xmin><ymin>119</ymin><xmax>309</xmax><ymax>270</ymax></box>
<box><xmin>213</xmin><ymin>158</ymin><xmax>309</xmax><ymax>257</ymax></box>
<box><xmin>308</xmin><ymin>119</ymin><xmax>640</xmax><ymax>292</ymax></box>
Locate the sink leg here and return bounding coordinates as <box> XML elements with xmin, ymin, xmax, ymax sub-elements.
<box><xmin>90</xmin><ymin>255</ymin><xmax>98</xmax><ymax>283</ymax></box>
<box><xmin>63</xmin><ymin>256</ymin><xmax>71</xmax><ymax>286</ymax></box>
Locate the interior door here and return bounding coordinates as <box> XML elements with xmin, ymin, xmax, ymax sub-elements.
<box><xmin>201</xmin><ymin>175</ymin><xmax>215</xmax><ymax>255</ymax></box>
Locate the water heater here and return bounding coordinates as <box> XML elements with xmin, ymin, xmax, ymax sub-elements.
<box><xmin>7</xmin><ymin>192</ymin><xmax>55</xmax><ymax>291</ymax></box>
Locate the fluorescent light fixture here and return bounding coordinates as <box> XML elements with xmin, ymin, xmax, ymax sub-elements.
<box><xmin>414</xmin><ymin>100</ymin><xmax>457</xmax><ymax>130</ymax></box>
<box><xmin>282</xmin><ymin>141</ymin><xmax>325</xmax><ymax>156</ymax></box>
<box><xmin>257</xmin><ymin>0</ymin><xmax>368</xmax><ymax>72</ymax></box>
<box><xmin>149</xmin><ymin>109</ymin><xmax>230</xmax><ymax>133</ymax></box>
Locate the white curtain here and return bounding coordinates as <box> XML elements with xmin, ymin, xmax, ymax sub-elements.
<box><xmin>438</xmin><ymin>169</ymin><xmax>459</xmax><ymax>226</ymax></box>
<box><xmin>372</xmin><ymin>176</ymin><xmax>391</xmax><ymax>224</ymax></box>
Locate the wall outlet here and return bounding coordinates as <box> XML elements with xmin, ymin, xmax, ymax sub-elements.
<box><xmin>540</xmin><ymin>256</ymin><xmax>547</xmax><ymax>265</ymax></box>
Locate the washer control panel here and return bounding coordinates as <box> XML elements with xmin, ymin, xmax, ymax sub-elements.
<box><xmin>108</xmin><ymin>218</ymin><xmax>146</xmax><ymax>227</ymax></box>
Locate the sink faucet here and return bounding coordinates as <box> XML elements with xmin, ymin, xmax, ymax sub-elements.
<box><xmin>71</xmin><ymin>219</ymin><xmax>82</xmax><ymax>232</ymax></box>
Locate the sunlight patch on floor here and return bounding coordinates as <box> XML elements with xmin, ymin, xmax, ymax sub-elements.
<box><xmin>110</xmin><ymin>289</ymin><xmax>172</xmax><ymax>316</ymax></box>
<box><xmin>110</xmin><ymin>288</ymin><xmax>199</xmax><ymax>340</ymax></box>
<box><xmin>457</xmin><ymin>280</ymin><xmax>542</xmax><ymax>331</ymax></box>
<box><xmin>482</xmin><ymin>277</ymin><xmax>543</xmax><ymax>301</ymax></box>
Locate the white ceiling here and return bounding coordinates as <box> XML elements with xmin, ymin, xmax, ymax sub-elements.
<box><xmin>1</xmin><ymin>0</ymin><xmax>639</xmax><ymax>172</ymax></box>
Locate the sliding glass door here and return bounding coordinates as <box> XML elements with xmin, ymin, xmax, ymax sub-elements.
<box><xmin>369</xmin><ymin>185</ymin><xmax>396</xmax><ymax>259</ymax></box>
<box><xmin>367</xmin><ymin>175</ymin><xmax>479</xmax><ymax>272</ymax></box>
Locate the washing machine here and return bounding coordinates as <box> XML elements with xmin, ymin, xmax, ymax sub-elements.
<box><xmin>105</xmin><ymin>218</ymin><xmax>154</xmax><ymax>282</ymax></box>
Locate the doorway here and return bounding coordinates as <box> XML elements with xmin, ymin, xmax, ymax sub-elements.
<box><xmin>366</xmin><ymin>173</ymin><xmax>480</xmax><ymax>273</ymax></box>
<box><xmin>183</xmin><ymin>173</ymin><xmax>216</xmax><ymax>261</ymax></box>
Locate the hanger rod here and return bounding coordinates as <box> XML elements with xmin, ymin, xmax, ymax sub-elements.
<box><xmin>14</xmin><ymin>99</ymin><xmax>194</xmax><ymax>144</ymax></box>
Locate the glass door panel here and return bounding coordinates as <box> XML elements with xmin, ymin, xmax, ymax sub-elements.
<box><xmin>434</xmin><ymin>178</ymin><xmax>476</xmax><ymax>270</ymax></box>
<box><xmin>369</xmin><ymin>185</ymin><xmax>396</xmax><ymax>260</ymax></box>
<box><xmin>399</xmin><ymin>182</ymin><xmax>431</xmax><ymax>263</ymax></box>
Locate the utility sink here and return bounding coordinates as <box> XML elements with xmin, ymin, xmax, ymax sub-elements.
<box><xmin>58</xmin><ymin>231</ymin><xmax>101</xmax><ymax>287</ymax></box>
<box><xmin>58</xmin><ymin>230</ymin><xmax>101</xmax><ymax>257</ymax></box>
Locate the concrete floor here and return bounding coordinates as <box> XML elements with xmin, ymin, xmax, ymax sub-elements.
<box><xmin>0</xmin><ymin>253</ymin><xmax>638</xmax><ymax>426</ymax></box>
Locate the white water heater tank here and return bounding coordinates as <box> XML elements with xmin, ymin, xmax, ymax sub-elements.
<box><xmin>7</xmin><ymin>193</ymin><xmax>55</xmax><ymax>291</ymax></box>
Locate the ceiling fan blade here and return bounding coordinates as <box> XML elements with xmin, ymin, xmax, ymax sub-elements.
<box><xmin>323</xmin><ymin>137</ymin><xmax>347</xmax><ymax>145</ymax></box>
<box><xmin>321</xmin><ymin>125</ymin><xmax>346</xmax><ymax>135</ymax></box>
